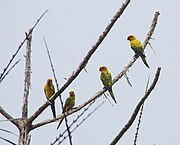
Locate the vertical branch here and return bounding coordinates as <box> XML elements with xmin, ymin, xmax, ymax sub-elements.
<box><xmin>133</xmin><ymin>76</ymin><xmax>150</xmax><ymax>145</ymax></box>
<box><xmin>43</xmin><ymin>37</ymin><xmax>73</xmax><ymax>145</ymax></box>
<box><xmin>22</xmin><ymin>30</ymin><xmax>32</xmax><ymax>118</ymax></box>
<box><xmin>19</xmin><ymin>29</ymin><xmax>33</xmax><ymax>145</ymax></box>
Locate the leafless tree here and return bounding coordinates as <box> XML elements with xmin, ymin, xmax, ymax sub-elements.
<box><xmin>0</xmin><ymin>0</ymin><xmax>161</xmax><ymax>145</ymax></box>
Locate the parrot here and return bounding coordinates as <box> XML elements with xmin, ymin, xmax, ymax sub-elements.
<box><xmin>57</xmin><ymin>90</ymin><xmax>76</xmax><ymax>129</ymax></box>
<box><xmin>127</xmin><ymin>35</ymin><xmax>150</xmax><ymax>68</ymax></box>
<box><xmin>99</xmin><ymin>66</ymin><xmax>117</xmax><ymax>103</ymax></box>
<box><xmin>44</xmin><ymin>78</ymin><xmax>56</xmax><ymax>118</ymax></box>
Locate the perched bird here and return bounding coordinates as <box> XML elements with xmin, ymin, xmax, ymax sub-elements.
<box><xmin>57</xmin><ymin>90</ymin><xmax>76</xmax><ymax>129</ymax></box>
<box><xmin>127</xmin><ymin>35</ymin><xmax>150</xmax><ymax>68</ymax></box>
<box><xmin>99</xmin><ymin>66</ymin><xmax>117</xmax><ymax>103</ymax></box>
<box><xmin>44</xmin><ymin>78</ymin><xmax>56</xmax><ymax>118</ymax></box>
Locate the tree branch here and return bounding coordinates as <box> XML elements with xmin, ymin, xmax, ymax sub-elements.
<box><xmin>28</xmin><ymin>0</ymin><xmax>131</xmax><ymax>124</ymax></box>
<box><xmin>22</xmin><ymin>30</ymin><xmax>32</xmax><ymax>118</ymax></box>
<box><xmin>0</xmin><ymin>59</ymin><xmax>21</xmax><ymax>83</ymax></box>
<box><xmin>109</xmin><ymin>67</ymin><xmax>161</xmax><ymax>145</ymax></box>
<box><xmin>0</xmin><ymin>106</ymin><xmax>20</xmax><ymax>128</ymax></box>
<box><xmin>0</xmin><ymin>10</ymin><xmax>48</xmax><ymax>82</ymax></box>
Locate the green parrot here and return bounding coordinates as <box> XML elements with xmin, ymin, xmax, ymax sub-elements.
<box><xmin>127</xmin><ymin>35</ymin><xmax>150</xmax><ymax>68</ymax></box>
<box><xmin>57</xmin><ymin>90</ymin><xmax>75</xmax><ymax>129</ymax></box>
<box><xmin>99</xmin><ymin>66</ymin><xmax>117</xmax><ymax>103</ymax></box>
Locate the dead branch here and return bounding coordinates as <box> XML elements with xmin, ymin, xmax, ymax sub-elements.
<box><xmin>0</xmin><ymin>10</ymin><xmax>48</xmax><ymax>82</ymax></box>
<box><xmin>22</xmin><ymin>30</ymin><xmax>32</xmax><ymax>118</ymax></box>
<box><xmin>109</xmin><ymin>67</ymin><xmax>161</xmax><ymax>145</ymax></box>
<box><xmin>0</xmin><ymin>106</ymin><xmax>20</xmax><ymax>128</ymax></box>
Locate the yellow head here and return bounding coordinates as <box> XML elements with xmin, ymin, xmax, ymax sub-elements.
<box><xmin>69</xmin><ymin>90</ymin><xmax>75</xmax><ymax>97</ymax></box>
<box><xmin>127</xmin><ymin>35</ymin><xmax>136</xmax><ymax>41</ymax></box>
<box><xmin>47</xmin><ymin>78</ymin><xmax>53</xmax><ymax>85</ymax></box>
<box><xmin>99</xmin><ymin>66</ymin><xmax>108</xmax><ymax>72</ymax></box>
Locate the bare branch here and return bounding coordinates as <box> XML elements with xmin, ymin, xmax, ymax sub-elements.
<box><xmin>0</xmin><ymin>136</ymin><xmax>17</xmax><ymax>145</ymax></box>
<box><xmin>133</xmin><ymin>102</ymin><xmax>144</xmax><ymax>145</ymax></box>
<box><xmin>0</xmin><ymin>10</ymin><xmax>49</xmax><ymax>82</ymax></box>
<box><xmin>22</xmin><ymin>30</ymin><xmax>32</xmax><ymax>118</ymax></box>
<box><xmin>109</xmin><ymin>67</ymin><xmax>161</xmax><ymax>145</ymax></box>
<box><xmin>28</xmin><ymin>0</ymin><xmax>131</xmax><ymax>124</ymax></box>
<box><xmin>0</xmin><ymin>128</ymin><xmax>18</xmax><ymax>137</ymax></box>
<box><xmin>143</xmin><ymin>11</ymin><xmax>160</xmax><ymax>48</ymax></box>
<box><xmin>57</xmin><ymin>101</ymin><xmax>106</xmax><ymax>145</ymax></box>
<box><xmin>43</xmin><ymin>37</ymin><xmax>73</xmax><ymax>145</ymax></box>
<box><xmin>0</xmin><ymin>59</ymin><xmax>21</xmax><ymax>83</ymax></box>
<box><xmin>0</xmin><ymin>106</ymin><xmax>20</xmax><ymax>128</ymax></box>
<box><xmin>124</xmin><ymin>73</ymin><xmax>133</xmax><ymax>87</ymax></box>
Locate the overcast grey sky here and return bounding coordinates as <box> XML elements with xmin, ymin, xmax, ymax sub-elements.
<box><xmin>1</xmin><ymin>0</ymin><xmax>180</xmax><ymax>145</ymax></box>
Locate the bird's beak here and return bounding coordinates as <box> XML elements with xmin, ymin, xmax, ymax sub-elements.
<box><xmin>99</xmin><ymin>68</ymin><xmax>102</xmax><ymax>71</ymax></box>
<box><xmin>127</xmin><ymin>37</ymin><xmax>129</xmax><ymax>40</ymax></box>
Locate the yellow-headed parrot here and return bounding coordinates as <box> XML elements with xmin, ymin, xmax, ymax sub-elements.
<box><xmin>44</xmin><ymin>78</ymin><xmax>56</xmax><ymax>118</ymax></box>
<box><xmin>57</xmin><ymin>90</ymin><xmax>75</xmax><ymax>129</ymax></box>
<box><xmin>99</xmin><ymin>66</ymin><xmax>117</xmax><ymax>103</ymax></box>
<box><xmin>127</xmin><ymin>35</ymin><xmax>150</xmax><ymax>68</ymax></box>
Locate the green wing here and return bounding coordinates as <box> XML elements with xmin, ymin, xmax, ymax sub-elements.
<box><xmin>101</xmin><ymin>72</ymin><xmax>117</xmax><ymax>103</ymax></box>
<box><xmin>100</xmin><ymin>72</ymin><xmax>112</xmax><ymax>90</ymax></box>
<box><xmin>64</xmin><ymin>97</ymin><xmax>71</xmax><ymax>110</ymax></box>
<box><xmin>130</xmin><ymin>40</ymin><xmax>145</xmax><ymax>56</ymax></box>
<box><xmin>131</xmin><ymin>40</ymin><xmax>150</xmax><ymax>68</ymax></box>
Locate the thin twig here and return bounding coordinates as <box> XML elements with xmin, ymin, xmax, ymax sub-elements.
<box><xmin>124</xmin><ymin>73</ymin><xmax>133</xmax><ymax>87</ymax></box>
<box><xmin>110</xmin><ymin>67</ymin><xmax>161</xmax><ymax>145</ymax></box>
<box><xmin>51</xmin><ymin>100</ymin><xmax>96</xmax><ymax>145</ymax></box>
<box><xmin>0</xmin><ymin>128</ymin><xmax>18</xmax><ymax>137</ymax></box>
<box><xmin>0</xmin><ymin>10</ymin><xmax>49</xmax><ymax>81</ymax></box>
<box><xmin>0</xmin><ymin>137</ymin><xmax>17</xmax><ymax>145</ymax></box>
<box><xmin>133</xmin><ymin>103</ymin><xmax>144</xmax><ymax>145</ymax></box>
<box><xmin>58</xmin><ymin>101</ymin><xmax>106</xmax><ymax>145</ymax></box>
<box><xmin>0</xmin><ymin>59</ymin><xmax>21</xmax><ymax>83</ymax></box>
<box><xmin>133</xmin><ymin>75</ymin><xmax>150</xmax><ymax>145</ymax></box>
<box><xmin>43</xmin><ymin>37</ymin><xmax>73</xmax><ymax>145</ymax></box>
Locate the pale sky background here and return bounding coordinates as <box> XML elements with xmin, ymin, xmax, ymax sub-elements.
<box><xmin>1</xmin><ymin>0</ymin><xmax>180</xmax><ymax>145</ymax></box>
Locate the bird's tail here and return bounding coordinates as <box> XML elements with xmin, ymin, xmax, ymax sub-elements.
<box><xmin>141</xmin><ymin>56</ymin><xmax>150</xmax><ymax>68</ymax></box>
<box><xmin>108</xmin><ymin>90</ymin><xmax>117</xmax><ymax>104</ymax></box>
<box><xmin>51</xmin><ymin>101</ymin><xmax>56</xmax><ymax>118</ymax></box>
<box><xmin>57</xmin><ymin>118</ymin><xmax>64</xmax><ymax>129</ymax></box>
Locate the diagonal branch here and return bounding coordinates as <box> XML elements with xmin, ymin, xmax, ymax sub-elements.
<box><xmin>0</xmin><ymin>10</ymin><xmax>49</xmax><ymax>82</ymax></box>
<box><xmin>28</xmin><ymin>0</ymin><xmax>131</xmax><ymax>124</ymax></box>
<box><xmin>0</xmin><ymin>106</ymin><xmax>20</xmax><ymax>128</ymax></box>
<box><xmin>109</xmin><ymin>67</ymin><xmax>161</xmax><ymax>145</ymax></box>
<box><xmin>0</xmin><ymin>59</ymin><xmax>21</xmax><ymax>83</ymax></box>
<box><xmin>57</xmin><ymin>101</ymin><xmax>106</xmax><ymax>145</ymax></box>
